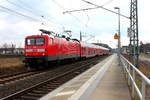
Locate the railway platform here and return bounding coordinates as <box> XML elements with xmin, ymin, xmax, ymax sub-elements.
<box><xmin>40</xmin><ymin>54</ymin><xmax>131</xmax><ymax>100</ymax></box>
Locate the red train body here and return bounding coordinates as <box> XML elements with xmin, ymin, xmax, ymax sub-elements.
<box><xmin>24</xmin><ymin>30</ymin><xmax>109</xmax><ymax>69</ymax></box>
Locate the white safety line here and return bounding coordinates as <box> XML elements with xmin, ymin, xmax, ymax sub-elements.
<box><xmin>55</xmin><ymin>90</ymin><xmax>76</xmax><ymax>96</ymax></box>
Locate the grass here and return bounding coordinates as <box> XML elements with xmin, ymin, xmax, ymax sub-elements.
<box><xmin>0</xmin><ymin>57</ymin><xmax>25</xmax><ymax>74</ymax></box>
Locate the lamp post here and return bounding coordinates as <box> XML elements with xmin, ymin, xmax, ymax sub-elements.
<box><xmin>114</xmin><ymin>7</ymin><xmax>121</xmax><ymax>65</ymax></box>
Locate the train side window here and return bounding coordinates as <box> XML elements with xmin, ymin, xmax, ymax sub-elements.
<box><xmin>49</xmin><ymin>38</ymin><xmax>53</xmax><ymax>45</ymax></box>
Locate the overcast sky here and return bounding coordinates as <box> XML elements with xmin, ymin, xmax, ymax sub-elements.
<box><xmin>0</xmin><ymin>0</ymin><xmax>149</xmax><ymax>48</ymax></box>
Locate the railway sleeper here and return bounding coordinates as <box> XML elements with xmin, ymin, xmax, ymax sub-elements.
<box><xmin>26</xmin><ymin>92</ymin><xmax>44</xmax><ymax>97</ymax></box>
<box><xmin>21</xmin><ymin>95</ymin><xmax>40</xmax><ymax>100</ymax></box>
<box><xmin>49</xmin><ymin>82</ymin><xmax>61</xmax><ymax>85</ymax></box>
<box><xmin>32</xmin><ymin>90</ymin><xmax>50</xmax><ymax>94</ymax></box>
<box><xmin>49</xmin><ymin>81</ymin><xmax>62</xmax><ymax>86</ymax></box>
<box><xmin>43</xmin><ymin>84</ymin><xmax>54</xmax><ymax>87</ymax></box>
<box><xmin>40</xmin><ymin>86</ymin><xmax>53</xmax><ymax>90</ymax></box>
<box><xmin>36</xmin><ymin>88</ymin><xmax>53</xmax><ymax>92</ymax></box>
<box><xmin>40</xmin><ymin>86</ymin><xmax>51</xmax><ymax>89</ymax></box>
<box><xmin>51</xmin><ymin>80</ymin><xmax>65</xmax><ymax>83</ymax></box>
<box><xmin>48</xmin><ymin>84</ymin><xmax>60</xmax><ymax>87</ymax></box>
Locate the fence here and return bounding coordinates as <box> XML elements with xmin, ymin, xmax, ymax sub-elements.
<box><xmin>120</xmin><ymin>55</ymin><xmax>150</xmax><ymax>100</ymax></box>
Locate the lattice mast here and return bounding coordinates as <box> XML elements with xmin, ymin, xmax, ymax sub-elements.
<box><xmin>130</xmin><ymin>0</ymin><xmax>139</xmax><ymax>67</ymax></box>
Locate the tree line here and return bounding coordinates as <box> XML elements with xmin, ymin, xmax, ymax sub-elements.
<box><xmin>0</xmin><ymin>43</ymin><xmax>23</xmax><ymax>54</ymax></box>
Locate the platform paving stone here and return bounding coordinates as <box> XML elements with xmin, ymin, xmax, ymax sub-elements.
<box><xmin>89</xmin><ymin>56</ymin><xmax>131</xmax><ymax>100</ymax></box>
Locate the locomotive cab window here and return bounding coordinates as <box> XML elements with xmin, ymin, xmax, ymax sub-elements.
<box><xmin>36</xmin><ymin>38</ymin><xmax>44</xmax><ymax>45</ymax></box>
<box><xmin>27</xmin><ymin>38</ymin><xmax>34</xmax><ymax>45</ymax></box>
<box><xmin>26</xmin><ymin>38</ymin><xmax>44</xmax><ymax>45</ymax></box>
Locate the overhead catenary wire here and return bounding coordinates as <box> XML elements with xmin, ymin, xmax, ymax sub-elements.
<box><xmin>0</xmin><ymin>2</ymin><xmax>64</xmax><ymax>29</ymax></box>
<box><xmin>63</xmin><ymin>6</ymin><xmax>101</xmax><ymax>14</ymax></box>
<box><xmin>6</xmin><ymin>0</ymin><xmax>91</xmax><ymax>32</ymax></box>
<box><xmin>82</xmin><ymin>0</ymin><xmax>129</xmax><ymax>19</ymax></box>
<box><xmin>6</xmin><ymin>0</ymin><xmax>43</xmax><ymax>18</ymax></box>
<box><xmin>52</xmin><ymin>0</ymin><xmax>89</xmax><ymax>36</ymax></box>
<box><xmin>1</xmin><ymin>0</ymin><xmax>93</xmax><ymax>37</ymax></box>
<box><xmin>52</xmin><ymin>0</ymin><xmax>95</xmax><ymax>32</ymax></box>
<box><xmin>9</xmin><ymin>0</ymin><xmax>70</xmax><ymax>30</ymax></box>
<box><xmin>101</xmin><ymin>0</ymin><xmax>115</xmax><ymax>7</ymax></box>
<box><xmin>0</xmin><ymin>5</ymin><xmax>41</xmax><ymax>22</ymax></box>
<box><xmin>56</xmin><ymin>1</ymin><xmax>94</xmax><ymax>39</ymax></box>
<box><xmin>16</xmin><ymin>0</ymin><xmax>49</xmax><ymax>18</ymax></box>
<box><xmin>63</xmin><ymin>0</ymin><xmax>129</xmax><ymax>19</ymax></box>
<box><xmin>17</xmin><ymin>0</ymin><xmax>37</xmax><ymax>11</ymax></box>
<box><xmin>83</xmin><ymin>0</ymin><xmax>115</xmax><ymax>26</ymax></box>
<box><xmin>52</xmin><ymin>0</ymin><xmax>84</xmax><ymax>24</ymax></box>
<box><xmin>0</xmin><ymin>5</ymin><xmax>58</xmax><ymax>29</ymax></box>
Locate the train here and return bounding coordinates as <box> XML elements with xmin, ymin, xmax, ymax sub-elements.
<box><xmin>24</xmin><ymin>29</ymin><xmax>109</xmax><ymax>69</ymax></box>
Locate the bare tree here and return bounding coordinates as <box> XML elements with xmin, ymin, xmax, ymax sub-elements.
<box><xmin>2</xmin><ymin>43</ymin><xmax>9</xmax><ymax>54</ymax></box>
<box><xmin>11</xmin><ymin>43</ymin><xmax>16</xmax><ymax>54</ymax></box>
<box><xmin>1</xmin><ymin>43</ymin><xmax>16</xmax><ymax>54</ymax></box>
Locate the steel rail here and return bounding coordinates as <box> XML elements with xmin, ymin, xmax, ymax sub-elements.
<box><xmin>0</xmin><ymin>71</ymin><xmax>43</xmax><ymax>85</ymax></box>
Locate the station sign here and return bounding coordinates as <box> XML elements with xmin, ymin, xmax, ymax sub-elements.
<box><xmin>127</xmin><ymin>28</ymin><xmax>134</xmax><ymax>38</ymax></box>
<box><xmin>114</xmin><ymin>33</ymin><xmax>119</xmax><ymax>40</ymax></box>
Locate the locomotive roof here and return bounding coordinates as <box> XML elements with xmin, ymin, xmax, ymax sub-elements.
<box><xmin>25</xmin><ymin>34</ymin><xmax>54</xmax><ymax>38</ymax></box>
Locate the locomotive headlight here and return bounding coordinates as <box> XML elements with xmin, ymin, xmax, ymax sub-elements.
<box><xmin>37</xmin><ymin>49</ymin><xmax>45</xmax><ymax>52</ymax></box>
<box><xmin>26</xmin><ymin>49</ymin><xmax>33</xmax><ymax>52</ymax></box>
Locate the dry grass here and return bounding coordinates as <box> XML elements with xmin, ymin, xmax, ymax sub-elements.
<box><xmin>140</xmin><ymin>53</ymin><xmax>150</xmax><ymax>58</ymax></box>
<box><xmin>0</xmin><ymin>57</ymin><xmax>24</xmax><ymax>68</ymax></box>
<box><xmin>0</xmin><ymin>57</ymin><xmax>26</xmax><ymax>74</ymax></box>
<box><xmin>139</xmin><ymin>63</ymin><xmax>150</xmax><ymax>100</ymax></box>
<box><xmin>139</xmin><ymin>65</ymin><xmax>150</xmax><ymax>79</ymax></box>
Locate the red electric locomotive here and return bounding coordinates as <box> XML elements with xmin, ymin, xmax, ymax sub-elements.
<box><xmin>24</xmin><ymin>29</ymin><xmax>81</xmax><ymax>69</ymax></box>
<box><xmin>24</xmin><ymin>29</ymin><xmax>109</xmax><ymax>69</ymax></box>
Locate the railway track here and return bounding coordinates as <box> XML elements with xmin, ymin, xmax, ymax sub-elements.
<box><xmin>0</xmin><ymin>71</ymin><xmax>28</xmax><ymax>79</ymax></box>
<box><xmin>0</xmin><ymin>71</ymin><xmax>44</xmax><ymax>86</ymax></box>
<box><xmin>1</xmin><ymin>56</ymin><xmax>104</xmax><ymax>100</ymax></box>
